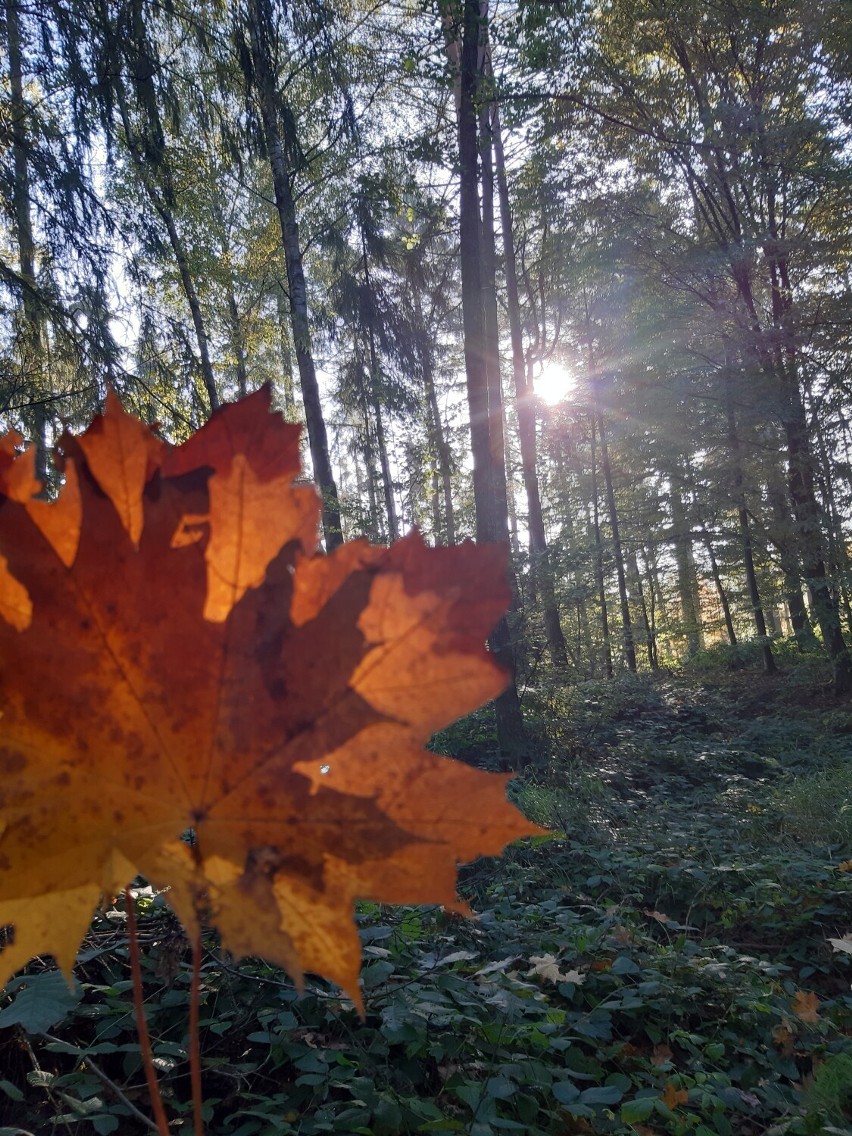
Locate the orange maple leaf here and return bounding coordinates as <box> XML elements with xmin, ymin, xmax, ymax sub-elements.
<box><xmin>0</xmin><ymin>389</ymin><xmax>540</xmax><ymax>1006</ymax></box>
<box><xmin>661</xmin><ymin>1081</ymin><xmax>689</xmax><ymax>1109</ymax></box>
<box><xmin>791</xmin><ymin>990</ymin><xmax>820</xmax><ymax>1023</ymax></box>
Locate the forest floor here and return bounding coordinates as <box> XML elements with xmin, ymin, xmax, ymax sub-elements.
<box><xmin>1</xmin><ymin>643</ymin><xmax>851</xmax><ymax>1136</ymax></box>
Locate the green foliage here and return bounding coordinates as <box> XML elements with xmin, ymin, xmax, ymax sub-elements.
<box><xmin>2</xmin><ymin>665</ymin><xmax>852</xmax><ymax>1135</ymax></box>
<box><xmin>775</xmin><ymin>764</ymin><xmax>852</xmax><ymax>848</ymax></box>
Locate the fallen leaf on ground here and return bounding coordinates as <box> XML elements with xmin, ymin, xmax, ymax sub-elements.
<box><xmin>0</xmin><ymin>389</ymin><xmax>541</xmax><ymax>1006</ymax></box>
<box><xmin>651</xmin><ymin>1043</ymin><xmax>673</xmax><ymax>1067</ymax></box>
<box><xmin>827</xmin><ymin>933</ymin><xmax>852</xmax><ymax>955</ymax></box>
<box><xmin>527</xmin><ymin>954</ymin><xmax>586</xmax><ymax>984</ymax></box>
<box><xmin>791</xmin><ymin>991</ymin><xmax>820</xmax><ymax>1022</ymax></box>
<box><xmin>661</xmin><ymin>1082</ymin><xmax>689</xmax><ymax>1109</ymax></box>
<box><xmin>772</xmin><ymin>1018</ymin><xmax>795</xmax><ymax>1056</ymax></box>
<box><xmin>643</xmin><ymin>908</ymin><xmax>671</xmax><ymax>924</ymax></box>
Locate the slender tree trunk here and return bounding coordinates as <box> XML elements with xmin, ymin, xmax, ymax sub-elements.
<box><xmin>413</xmin><ymin>288</ymin><xmax>455</xmax><ymax>545</ymax></box>
<box><xmin>372</xmin><ymin>396</ymin><xmax>397</xmax><ymax>542</ymax></box>
<box><xmin>669</xmin><ymin>477</ymin><xmax>703</xmax><ymax>658</ymax></box>
<box><xmin>358</xmin><ymin>388</ymin><xmax>381</xmax><ymax>541</ymax></box>
<box><xmin>8</xmin><ymin>0</ymin><xmax>48</xmax><ymax>479</ymax></box>
<box><xmin>770</xmin><ymin>241</ymin><xmax>851</xmax><ymax>689</ymax></box>
<box><xmin>813</xmin><ymin>409</ymin><xmax>852</xmax><ymax>640</ymax></box>
<box><xmin>245</xmin><ymin>0</ymin><xmax>342</xmax><ymax>548</ymax></box>
<box><xmin>628</xmin><ymin>550</ymin><xmax>656</xmax><ymax>669</ymax></box>
<box><xmin>492</xmin><ymin>91</ymin><xmax>568</xmax><ymax>671</ymax></box>
<box><xmin>430</xmin><ymin>466</ymin><xmax>442</xmax><ymax>546</ymax></box>
<box><xmin>596</xmin><ymin>398</ymin><xmax>635</xmax><ymax>672</ymax></box>
<box><xmin>423</xmin><ymin>353</ymin><xmax>455</xmax><ymax>545</ymax></box>
<box><xmin>275</xmin><ymin>284</ymin><xmax>297</xmax><ymax>417</ymax></box>
<box><xmin>724</xmin><ymin>367</ymin><xmax>776</xmax><ymax>674</ymax></box>
<box><xmin>457</xmin><ymin>0</ymin><xmax>525</xmax><ymax>762</ymax></box>
<box><xmin>767</xmin><ymin>477</ymin><xmax>814</xmax><ymax>648</ymax></box>
<box><xmin>699</xmin><ymin>525</ymin><xmax>737</xmax><ymax>647</ymax></box>
<box><xmin>590</xmin><ymin>414</ymin><xmax>613</xmax><ymax>678</ymax></box>
<box><xmin>226</xmin><ymin>289</ymin><xmax>248</xmax><ymax>398</ymax></box>
<box><xmin>360</xmin><ymin>228</ymin><xmax>398</xmax><ymax>541</ymax></box>
<box><xmin>113</xmin><ymin>0</ymin><xmax>220</xmax><ymax>416</ymax></box>
<box><xmin>639</xmin><ymin>547</ymin><xmax>659</xmax><ymax>669</ymax></box>
<box><xmin>783</xmin><ymin>386</ymin><xmax>850</xmax><ymax>690</ymax></box>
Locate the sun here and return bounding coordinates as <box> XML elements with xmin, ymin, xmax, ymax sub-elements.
<box><xmin>534</xmin><ymin>361</ymin><xmax>576</xmax><ymax>406</ymax></box>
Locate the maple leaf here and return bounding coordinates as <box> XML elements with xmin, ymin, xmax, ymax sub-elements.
<box><xmin>661</xmin><ymin>1081</ymin><xmax>689</xmax><ymax>1109</ymax></box>
<box><xmin>791</xmin><ymin>990</ymin><xmax>821</xmax><ymax>1023</ymax></box>
<box><xmin>526</xmin><ymin>954</ymin><xmax>586</xmax><ymax>985</ymax></box>
<box><xmin>0</xmin><ymin>389</ymin><xmax>540</xmax><ymax>1006</ymax></box>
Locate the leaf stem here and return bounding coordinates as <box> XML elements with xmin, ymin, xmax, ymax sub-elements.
<box><xmin>126</xmin><ymin>887</ymin><xmax>170</xmax><ymax>1136</ymax></box>
<box><xmin>189</xmin><ymin>928</ymin><xmax>204</xmax><ymax>1136</ymax></box>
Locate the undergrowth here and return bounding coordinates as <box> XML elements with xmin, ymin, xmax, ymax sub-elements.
<box><xmin>1</xmin><ymin>645</ymin><xmax>851</xmax><ymax>1135</ymax></box>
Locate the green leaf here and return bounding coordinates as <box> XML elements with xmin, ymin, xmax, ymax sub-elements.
<box><xmin>579</xmin><ymin>1085</ymin><xmax>624</xmax><ymax>1105</ymax></box>
<box><xmin>485</xmin><ymin>1076</ymin><xmax>516</xmax><ymax>1100</ymax></box>
<box><xmin>552</xmin><ymin>1082</ymin><xmax>580</xmax><ymax>1103</ymax></box>
<box><xmin>0</xmin><ymin>972</ymin><xmax>81</xmax><ymax>1034</ymax></box>
<box><xmin>621</xmin><ymin>1097</ymin><xmax>655</xmax><ymax>1123</ymax></box>
<box><xmin>91</xmin><ymin>1116</ymin><xmax>119</xmax><ymax>1135</ymax></box>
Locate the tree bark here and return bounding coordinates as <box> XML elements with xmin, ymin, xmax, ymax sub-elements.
<box><xmin>116</xmin><ymin>0</ymin><xmax>220</xmax><ymax>416</ymax></box>
<box><xmin>275</xmin><ymin>283</ymin><xmax>297</xmax><ymax>417</ymax></box>
<box><xmin>457</xmin><ymin>0</ymin><xmax>525</xmax><ymax>762</ymax></box>
<box><xmin>767</xmin><ymin>475</ymin><xmax>814</xmax><ymax>648</ymax></box>
<box><xmin>669</xmin><ymin>476</ymin><xmax>703</xmax><ymax>658</ymax></box>
<box><xmin>226</xmin><ymin>289</ymin><xmax>248</xmax><ymax>398</ymax></box>
<box><xmin>596</xmin><ymin>394</ymin><xmax>636</xmax><ymax>672</ymax></box>
<box><xmin>723</xmin><ymin>367</ymin><xmax>775</xmax><ymax>674</ymax></box>
<box><xmin>361</xmin><ymin>229</ymin><xmax>398</xmax><ymax>541</ymax></box>
<box><xmin>491</xmin><ymin>87</ymin><xmax>568</xmax><ymax>672</ymax></box>
<box><xmin>245</xmin><ymin>0</ymin><xmax>343</xmax><ymax>549</ymax></box>
<box><xmin>628</xmin><ymin>550</ymin><xmax>656</xmax><ymax>669</ymax></box>
<box><xmin>589</xmin><ymin>413</ymin><xmax>613</xmax><ymax>678</ymax></box>
<box><xmin>699</xmin><ymin>524</ymin><xmax>738</xmax><ymax>648</ymax></box>
<box><xmin>7</xmin><ymin>0</ymin><xmax>49</xmax><ymax>480</ymax></box>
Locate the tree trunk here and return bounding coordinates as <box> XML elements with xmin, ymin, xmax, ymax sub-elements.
<box><xmin>596</xmin><ymin>397</ymin><xmax>636</xmax><ymax>672</ymax></box>
<box><xmin>422</xmin><ymin>349</ymin><xmax>455</xmax><ymax>546</ymax></box>
<box><xmin>457</xmin><ymin>0</ymin><xmax>525</xmax><ymax>762</ymax></box>
<box><xmin>245</xmin><ymin>0</ymin><xmax>342</xmax><ymax>549</ymax></box>
<box><xmin>275</xmin><ymin>283</ymin><xmax>297</xmax><ymax>417</ymax></box>
<box><xmin>723</xmin><ymin>368</ymin><xmax>775</xmax><ymax>674</ymax></box>
<box><xmin>7</xmin><ymin>0</ymin><xmax>49</xmax><ymax>480</ymax></box>
<box><xmin>628</xmin><ymin>550</ymin><xmax>656</xmax><ymax>669</ymax></box>
<box><xmin>226</xmin><ymin>289</ymin><xmax>248</xmax><ymax>398</ymax></box>
<box><xmin>590</xmin><ymin>414</ymin><xmax>613</xmax><ymax>678</ymax></box>
<box><xmin>491</xmin><ymin>89</ymin><xmax>568</xmax><ymax>672</ymax></box>
<box><xmin>813</xmin><ymin>406</ymin><xmax>852</xmax><ymax>641</ymax></box>
<box><xmin>116</xmin><ymin>0</ymin><xmax>220</xmax><ymax>416</ymax></box>
<box><xmin>669</xmin><ymin>477</ymin><xmax>703</xmax><ymax>658</ymax></box>
<box><xmin>413</xmin><ymin>286</ymin><xmax>455</xmax><ymax>545</ymax></box>
<box><xmin>360</xmin><ymin>233</ymin><xmax>398</xmax><ymax>542</ymax></box>
<box><xmin>639</xmin><ymin>547</ymin><xmax>660</xmax><ymax>669</ymax></box>
<box><xmin>699</xmin><ymin>524</ymin><xmax>738</xmax><ymax>647</ymax></box>
<box><xmin>767</xmin><ymin>476</ymin><xmax>814</xmax><ymax>648</ymax></box>
<box><xmin>783</xmin><ymin>388</ymin><xmax>850</xmax><ymax>691</ymax></box>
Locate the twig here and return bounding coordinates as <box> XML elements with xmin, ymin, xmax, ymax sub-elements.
<box><xmin>126</xmin><ymin>887</ymin><xmax>170</xmax><ymax>1136</ymax></box>
<box><xmin>75</xmin><ymin>1052</ymin><xmax>160</xmax><ymax>1133</ymax></box>
<box><xmin>189</xmin><ymin>929</ymin><xmax>204</xmax><ymax>1136</ymax></box>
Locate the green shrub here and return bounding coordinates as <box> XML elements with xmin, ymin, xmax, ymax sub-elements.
<box><xmin>774</xmin><ymin>762</ymin><xmax>852</xmax><ymax>848</ymax></box>
<box><xmin>804</xmin><ymin>1051</ymin><xmax>852</xmax><ymax>1126</ymax></box>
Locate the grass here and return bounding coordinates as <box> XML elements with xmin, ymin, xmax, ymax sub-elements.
<box><xmin>1</xmin><ymin>646</ymin><xmax>851</xmax><ymax>1135</ymax></box>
